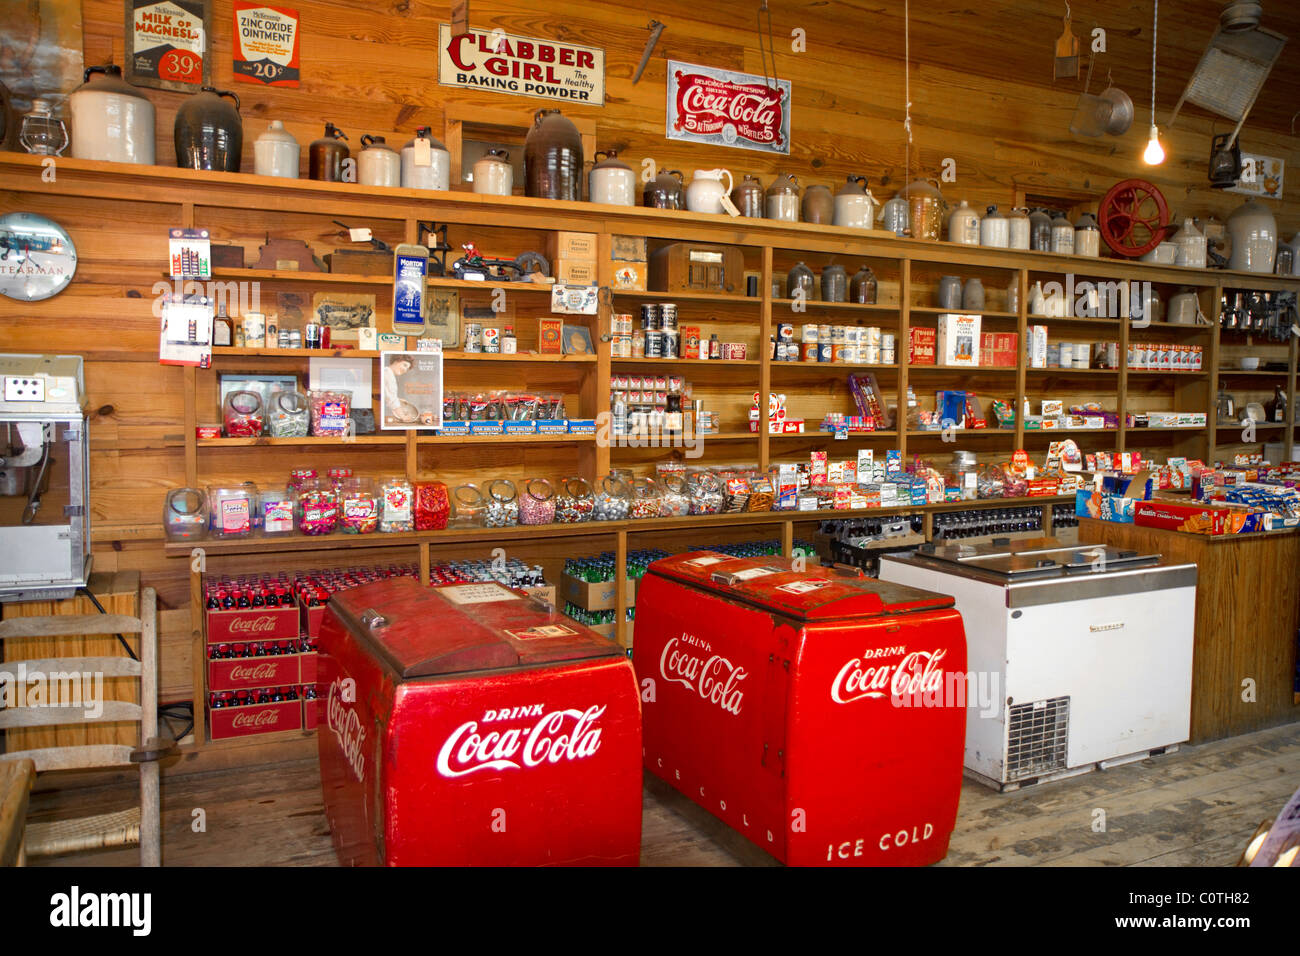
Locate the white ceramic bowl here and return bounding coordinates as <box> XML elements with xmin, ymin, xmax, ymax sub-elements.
<box><xmin>1239</xmin><ymin>357</ymin><xmax>1261</xmax><ymax>370</ymax></box>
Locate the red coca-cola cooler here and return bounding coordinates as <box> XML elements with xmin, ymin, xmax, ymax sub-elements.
<box><xmin>316</xmin><ymin>577</ymin><xmax>642</xmax><ymax>866</ymax></box>
<box><xmin>634</xmin><ymin>553</ymin><xmax>966</xmax><ymax>866</ymax></box>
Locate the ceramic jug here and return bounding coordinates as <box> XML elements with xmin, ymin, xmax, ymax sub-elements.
<box><xmin>1171</xmin><ymin>217</ymin><xmax>1207</xmax><ymax>269</ymax></box>
<box><xmin>357</xmin><ymin>134</ymin><xmax>400</xmax><ymax>187</ymax></box>
<box><xmin>821</xmin><ymin>264</ymin><xmax>847</xmax><ymax>303</ymax></box>
<box><xmin>309</xmin><ymin>123</ymin><xmax>349</xmax><ymax>181</ymax></box>
<box><xmin>70</xmin><ymin>65</ymin><xmax>155</xmax><ymax>165</ymax></box>
<box><xmin>980</xmin><ymin>206</ymin><xmax>1009</xmax><ymax>248</ymax></box>
<box><xmin>1227</xmin><ymin>198</ymin><xmax>1277</xmax><ymax>273</ymax></box>
<box><xmin>802</xmin><ymin>184</ymin><xmax>834</xmax><ymax>225</ymax></box>
<box><xmin>1028</xmin><ymin>208</ymin><xmax>1053</xmax><ymax>251</ymax></box>
<box><xmin>787</xmin><ymin>262</ymin><xmax>816</xmax><ymax>300</ymax></box>
<box><xmin>589</xmin><ymin>150</ymin><xmax>636</xmax><ymax>206</ymax></box>
<box><xmin>644</xmin><ymin>169</ymin><xmax>685</xmax><ymax>209</ymax></box>
<box><xmin>254</xmin><ymin>120</ymin><xmax>300</xmax><ymax>178</ymax></box>
<box><xmin>1007</xmin><ymin>208</ymin><xmax>1032</xmax><ymax>250</ymax></box>
<box><xmin>766</xmin><ymin>173</ymin><xmax>800</xmax><ymax>222</ymax></box>
<box><xmin>401</xmin><ymin>127</ymin><xmax>451</xmax><ymax>191</ymax></box>
<box><xmin>833</xmin><ymin>176</ymin><xmax>877</xmax><ymax>229</ymax></box>
<box><xmin>1074</xmin><ymin>212</ymin><xmax>1101</xmax><ymax>257</ymax></box>
<box><xmin>850</xmin><ymin>265</ymin><xmax>878</xmax><ymax>304</ymax></box>
<box><xmin>472</xmin><ymin>148</ymin><xmax>513</xmax><ymax>196</ymax></box>
<box><xmin>1049</xmin><ymin>211</ymin><xmax>1075</xmax><ymax>254</ymax></box>
<box><xmin>524</xmin><ymin>109</ymin><xmax>581</xmax><ymax>200</ymax></box>
<box><xmin>686</xmin><ymin>168</ymin><xmax>734</xmax><ymax>214</ymax></box>
<box><xmin>732</xmin><ymin>174</ymin><xmax>764</xmax><ymax>217</ymax></box>
<box><xmin>174</xmin><ymin>87</ymin><xmax>242</xmax><ymax>172</ymax></box>
<box><xmin>947</xmin><ymin>200</ymin><xmax>981</xmax><ymax>245</ymax></box>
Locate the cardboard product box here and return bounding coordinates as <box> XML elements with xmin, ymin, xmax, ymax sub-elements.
<box><xmin>207</xmin><ymin>693</ymin><xmax>303</xmax><ymax>740</ymax></box>
<box><xmin>207</xmin><ymin>604</ymin><xmax>300</xmax><ymax>645</ymax></box>
<box><xmin>937</xmin><ymin>313</ymin><xmax>981</xmax><ymax>367</ymax></box>
<box><xmin>1027</xmin><ymin>325</ymin><xmax>1048</xmax><ymax>368</ymax></box>
<box><xmin>979</xmin><ymin>331</ymin><xmax>1019</xmax><ymax>368</ymax></box>
<box><xmin>611</xmin><ymin>261</ymin><xmax>648</xmax><ymax>291</ymax></box>
<box><xmin>549</xmin><ymin>231</ymin><xmax>598</xmax><ymax>261</ymax></box>
<box><xmin>538</xmin><ymin>318</ymin><xmax>564</xmax><ymax>354</ymax></box>
<box><xmin>503</xmin><ymin>421</ymin><xmax>537</xmax><ymax>435</ymax></box>
<box><xmin>908</xmin><ymin>327</ymin><xmax>936</xmax><ymax>366</ymax></box>
<box><xmin>468</xmin><ymin>421</ymin><xmax>504</xmax><ymax>436</ymax></box>
<box><xmin>1133</xmin><ymin>500</ymin><xmax>1226</xmax><ymax>534</ymax></box>
<box><xmin>554</xmin><ymin>258</ymin><xmax>598</xmax><ymax>286</ymax></box>
<box><xmin>610</xmin><ymin>235</ymin><xmax>648</xmax><ymax>262</ymax></box>
<box><xmin>208</xmin><ymin>652</ymin><xmax>304</xmax><ymax>693</ymax></box>
<box><xmin>562</xmin><ymin>572</ymin><xmax>637</xmax><ymax>611</ymax></box>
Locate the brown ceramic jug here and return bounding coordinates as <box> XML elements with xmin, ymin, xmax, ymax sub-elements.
<box><xmin>731</xmin><ymin>174</ymin><xmax>764</xmax><ymax>218</ymax></box>
<box><xmin>644</xmin><ymin>169</ymin><xmax>685</xmax><ymax>209</ymax></box>
<box><xmin>524</xmin><ymin>109</ymin><xmax>583</xmax><ymax>201</ymax></box>
<box><xmin>309</xmin><ymin>122</ymin><xmax>349</xmax><ymax>181</ymax></box>
<box><xmin>801</xmin><ymin>184</ymin><xmax>834</xmax><ymax>225</ymax></box>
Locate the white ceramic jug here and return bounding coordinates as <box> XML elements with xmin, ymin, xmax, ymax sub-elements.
<box><xmin>253</xmin><ymin>120</ymin><xmax>300</xmax><ymax>178</ymax></box>
<box><xmin>686</xmin><ymin>168</ymin><xmax>733</xmax><ymax>215</ymax></box>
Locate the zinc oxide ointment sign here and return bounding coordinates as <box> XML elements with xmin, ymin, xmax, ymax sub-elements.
<box><xmin>438</xmin><ymin>25</ymin><xmax>605</xmax><ymax>105</ymax></box>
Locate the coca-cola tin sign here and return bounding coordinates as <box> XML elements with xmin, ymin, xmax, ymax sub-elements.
<box><xmin>666</xmin><ymin>60</ymin><xmax>791</xmax><ymax>155</ymax></box>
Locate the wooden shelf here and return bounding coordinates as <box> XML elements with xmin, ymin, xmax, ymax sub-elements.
<box><xmin>906</xmin><ymin>430</ymin><xmax>1015</xmax><ymax>438</ymax></box>
<box><xmin>211</xmin><ymin>347</ymin><xmax>595</xmax><ymax>363</ymax></box>
<box><xmin>199</xmin><ymin>436</ymin><xmax>404</xmax><ymax>447</ymax></box>
<box><xmin>612</xmin><ymin>290</ymin><xmax>760</xmax><ymax>305</ymax></box>
<box><xmin>909</xmin><ymin>307</ymin><xmax>1018</xmax><ymax>320</ymax></box>
<box><xmin>770</xmin><ymin>430</ymin><xmax>900</xmax><ymax>440</ymax></box>
<box><xmin>1126</xmin><ymin>369</ymin><xmax>1209</xmax><ymax>376</ymax></box>
<box><xmin>1216</xmin><ymin>368</ymin><xmax>1292</xmax><ymax>377</ymax></box>
<box><xmin>417</xmin><ymin>433</ymin><xmax>596</xmax><ymax>445</ymax></box>
<box><xmin>770</xmin><ymin>362</ymin><xmax>900</xmax><ymax>372</ymax></box>
<box><xmin>611</xmin><ymin>357</ymin><xmax>760</xmax><ymax>367</ymax></box>
<box><xmin>1124</xmin><ymin>425</ymin><xmax>1209</xmax><ymax>432</ymax></box>
<box><xmin>771</xmin><ymin>298</ymin><xmax>897</xmax><ymax>314</ymax></box>
<box><xmin>203</xmin><ymin>268</ymin><xmax>556</xmax><ymax>294</ymax></box>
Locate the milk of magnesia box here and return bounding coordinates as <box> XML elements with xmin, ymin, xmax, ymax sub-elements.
<box><xmin>937</xmin><ymin>314</ymin><xmax>981</xmax><ymax>367</ymax></box>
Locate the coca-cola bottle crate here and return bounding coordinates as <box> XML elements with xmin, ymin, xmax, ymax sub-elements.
<box><xmin>209</xmin><ymin>651</ymin><xmax>302</xmax><ymax>692</ymax></box>
<box><xmin>302</xmin><ymin>684</ymin><xmax>320</xmax><ymax>731</ymax></box>
<box><xmin>207</xmin><ymin>688</ymin><xmax>304</xmax><ymax>740</ymax></box>
<box><xmin>207</xmin><ymin>601</ymin><xmax>299</xmax><ymax>644</ymax></box>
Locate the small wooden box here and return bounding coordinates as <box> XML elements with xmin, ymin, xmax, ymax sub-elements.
<box><xmin>548</xmin><ymin>231</ymin><xmax>598</xmax><ymax>261</ymax></box>
<box><xmin>554</xmin><ymin>258</ymin><xmax>598</xmax><ymax>286</ymax></box>
<box><xmin>649</xmin><ymin>242</ymin><xmax>746</xmax><ymax>294</ymax></box>
<box><xmin>326</xmin><ymin>249</ymin><xmax>396</xmax><ymax>276</ymax></box>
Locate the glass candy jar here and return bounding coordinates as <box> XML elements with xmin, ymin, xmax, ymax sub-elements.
<box><xmin>222</xmin><ymin>389</ymin><xmax>264</xmax><ymax>437</ymax></box>
<box><xmin>630</xmin><ymin>476</ymin><xmax>662</xmax><ymax>519</ymax></box>
<box><xmin>268</xmin><ymin>390</ymin><xmax>310</xmax><ymax>438</ymax></box>
<box><xmin>412</xmin><ymin>480</ymin><xmax>449</xmax><ymax>531</ymax></box>
<box><xmin>659</xmin><ymin>474</ymin><xmax>690</xmax><ymax>517</ymax></box>
<box><xmin>259</xmin><ymin>487</ymin><xmax>297</xmax><ymax>535</ymax></box>
<box><xmin>593</xmin><ymin>475</ymin><xmax>631</xmax><ymax>521</ymax></box>
<box><xmin>208</xmin><ymin>484</ymin><xmax>256</xmax><ymax>537</ymax></box>
<box><xmin>687</xmin><ymin>472</ymin><xmax>725</xmax><ymax>515</ymax></box>
<box><xmin>485</xmin><ymin>479</ymin><xmax>519</xmax><ymax>527</ymax></box>
<box><xmin>518</xmin><ymin>477</ymin><xmax>556</xmax><ymax>525</ymax></box>
<box><xmin>163</xmin><ymin>488</ymin><xmax>209</xmax><ymax>541</ymax></box>
<box><xmin>450</xmin><ymin>483</ymin><xmax>488</xmax><ymax>528</ymax></box>
<box><xmin>555</xmin><ymin>477</ymin><xmax>595</xmax><ymax>523</ymax></box>
<box><xmin>378</xmin><ymin>476</ymin><xmax>414</xmax><ymax>532</ymax></box>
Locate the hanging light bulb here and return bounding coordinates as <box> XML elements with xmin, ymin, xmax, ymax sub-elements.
<box><xmin>1143</xmin><ymin>123</ymin><xmax>1165</xmax><ymax>164</ymax></box>
<box><xmin>1142</xmin><ymin>1</ymin><xmax>1164</xmax><ymax>164</ymax></box>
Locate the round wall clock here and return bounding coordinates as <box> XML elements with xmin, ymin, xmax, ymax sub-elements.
<box><xmin>0</xmin><ymin>212</ymin><xmax>78</xmax><ymax>301</ymax></box>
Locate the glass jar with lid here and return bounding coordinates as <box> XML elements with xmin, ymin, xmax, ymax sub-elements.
<box><xmin>18</xmin><ymin>98</ymin><xmax>67</xmax><ymax>155</ymax></box>
<box><xmin>630</xmin><ymin>476</ymin><xmax>663</xmax><ymax>519</ymax></box>
<box><xmin>485</xmin><ymin>478</ymin><xmax>519</xmax><ymax>527</ymax></box>
<box><xmin>518</xmin><ymin>477</ymin><xmax>557</xmax><ymax>525</ymax></box>
<box><xmin>555</xmin><ymin>477</ymin><xmax>595</xmax><ymax>523</ymax></box>
<box><xmin>222</xmin><ymin>389</ymin><xmax>264</xmax><ymax>437</ymax></box>
<box><xmin>659</xmin><ymin>474</ymin><xmax>691</xmax><ymax>516</ymax></box>
<box><xmin>208</xmin><ymin>484</ymin><xmax>257</xmax><ymax>537</ymax></box>
<box><xmin>268</xmin><ymin>390</ymin><xmax>310</xmax><ymax>437</ymax></box>
<box><xmin>450</xmin><ymin>483</ymin><xmax>488</xmax><ymax>528</ymax></box>
<box><xmin>379</xmin><ymin>476</ymin><xmax>414</xmax><ymax>532</ymax></box>
<box><xmin>338</xmin><ymin>477</ymin><xmax>380</xmax><ymax>533</ymax></box>
<box><xmin>593</xmin><ymin>475</ymin><xmax>631</xmax><ymax>521</ymax></box>
<box><xmin>163</xmin><ymin>488</ymin><xmax>209</xmax><ymax>541</ymax></box>
<box><xmin>687</xmin><ymin>471</ymin><xmax>725</xmax><ymax>514</ymax></box>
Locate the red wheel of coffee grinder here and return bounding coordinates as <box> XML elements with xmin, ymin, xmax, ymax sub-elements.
<box><xmin>1097</xmin><ymin>178</ymin><xmax>1172</xmax><ymax>258</ymax></box>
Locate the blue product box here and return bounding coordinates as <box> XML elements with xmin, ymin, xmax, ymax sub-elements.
<box><xmin>885</xmin><ymin>450</ymin><xmax>902</xmax><ymax>475</ymax></box>
<box><xmin>1075</xmin><ymin>489</ymin><xmax>1135</xmax><ymax>523</ymax></box>
<box><xmin>437</xmin><ymin>420</ymin><xmax>469</xmax><ymax>436</ymax></box>
<box><xmin>503</xmin><ymin>421</ymin><xmax>537</xmax><ymax>435</ymax></box>
<box><xmin>469</xmin><ymin>420</ymin><xmax>504</xmax><ymax>436</ymax></box>
<box><xmin>535</xmin><ymin>419</ymin><xmax>568</xmax><ymax>434</ymax></box>
<box><xmin>567</xmin><ymin>419</ymin><xmax>596</xmax><ymax>434</ymax></box>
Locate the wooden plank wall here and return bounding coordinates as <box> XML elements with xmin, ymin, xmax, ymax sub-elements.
<box><xmin>2</xmin><ymin>0</ymin><xmax>1298</xmax><ymax>707</ymax></box>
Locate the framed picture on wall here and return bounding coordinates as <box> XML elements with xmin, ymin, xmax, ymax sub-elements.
<box><xmin>124</xmin><ymin>0</ymin><xmax>213</xmax><ymax>93</ymax></box>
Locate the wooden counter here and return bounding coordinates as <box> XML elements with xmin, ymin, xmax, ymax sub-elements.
<box><xmin>1079</xmin><ymin>518</ymin><xmax>1300</xmax><ymax>743</ymax></box>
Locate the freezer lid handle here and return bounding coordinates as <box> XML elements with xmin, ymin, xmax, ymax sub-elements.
<box><xmin>358</xmin><ymin>609</ymin><xmax>388</xmax><ymax>631</ymax></box>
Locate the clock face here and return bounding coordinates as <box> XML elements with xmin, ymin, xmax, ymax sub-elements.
<box><xmin>0</xmin><ymin>212</ymin><xmax>78</xmax><ymax>302</ymax></box>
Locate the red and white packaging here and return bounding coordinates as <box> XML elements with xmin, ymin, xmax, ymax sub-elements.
<box><xmin>207</xmin><ymin>604</ymin><xmax>299</xmax><ymax>644</ymax></box>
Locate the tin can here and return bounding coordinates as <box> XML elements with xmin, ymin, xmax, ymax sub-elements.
<box><xmin>818</xmin><ymin>324</ymin><xmax>832</xmax><ymax>345</ymax></box>
<box><xmin>463</xmin><ymin>323</ymin><xmax>483</xmax><ymax>353</ymax></box>
<box><xmin>288</xmin><ymin>329</ymin><xmax>302</xmax><ymax>349</ymax></box>
<box><xmin>880</xmin><ymin>346</ymin><xmax>895</xmax><ymax>365</ymax></box>
<box><xmin>660</xmin><ymin>304</ymin><xmax>678</xmax><ymax>330</ymax></box>
<box><xmin>778</xmin><ymin>323</ymin><xmax>794</xmax><ymax>342</ymax></box>
<box><xmin>881</xmin><ymin>332</ymin><xmax>895</xmax><ymax>352</ymax></box>
<box><xmin>802</xmin><ymin>325</ymin><xmax>819</xmax><ymax>344</ymax></box>
<box><xmin>862</xmin><ymin>344</ymin><xmax>881</xmax><ymax>365</ymax></box>
<box><xmin>818</xmin><ymin>342</ymin><xmax>832</xmax><ymax>363</ymax></box>
<box><xmin>802</xmin><ymin>343</ymin><xmax>818</xmax><ymax>362</ymax></box>
<box><xmin>645</xmin><ymin>330</ymin><xmax>664</xmax><ymax>358</ymax></box>
<box><xmin>632</xmin><ymin>334</ymin><xmax>645</xmax><ymax>359</ymax></box>
<box><xmin>482</xmin><ymin>327</ymin><xmax>501</xmax><ymax>353</ymax></box>
<box><xmin>662</xmin><ymin>330</ymin><xmax>679</xmax><ymax>359</ymax></box>
<box><xmin>640</xmin><ymin>304</ymin><xmax>660</xmax><ymax>330</ymax></box>
<box><xmin>864</xmin><ymin>326</ymin><xmax>882</xmax><ymax>347</ymax></box>
<box><xmin>304</xmin><ymin>321</ymin><xmax>322</xmax><ymax>349</ymax></box>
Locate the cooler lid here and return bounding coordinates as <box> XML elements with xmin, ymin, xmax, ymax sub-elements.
<box><xmin>646</xmin><ymin>552</ymin><xmax>954</xmax><ymax>621</ymax></box>
<box><xmin>910</xmin><ymin>537</ymin><xmax>1160</xmax><ymax>581</ymax></box>
<box><xmin>329</xmin><ymin>577</ymin><xmax>623</xmax><ymax>679</ymax></box>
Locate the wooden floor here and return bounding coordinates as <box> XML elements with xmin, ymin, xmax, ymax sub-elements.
<box><xmin>23</xmin><ymin>722</ymin><xmax>1299</xmax><ymax>867</ymax></box>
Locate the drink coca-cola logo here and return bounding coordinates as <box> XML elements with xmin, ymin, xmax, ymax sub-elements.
<box><xmin>327</xmin><ymin>678</ymin><xmax>367</xmax><ymax>781</ymax></box>
<box><xmin>225</xmin><ymin>616</ymin><xmax>279</xmax><ymax>634</ymax></box>
<box><xmin>831</xmin><ymin>648</ymin><xmax>947</xmax><ymax>704</ymax></box>
<box><xmin>229</xmin><ymin>662</ymin><xmax>279</xmax><ymax>682</ymax></box>
<box><xmin>436</xmin><ymin>704</ymin><xmax>605</xmax><ymax>778</ymax></box>
<box><xmin>231</xmin><ymin>708</ymin><xmax>282</xmax><ymax>729</ymax></box>
<box><xmin>666</xmin><ymin>61</ymin><xmax>790</xmax><ymax>154</ymax></box>
<box><xmin>659</xmin><ymin>633</ymin><xmax>747</xmax><ymax>716</ymax></box>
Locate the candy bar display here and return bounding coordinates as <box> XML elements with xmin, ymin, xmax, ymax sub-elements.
<box><xmin>555</xmin><ymin>477</ymin><xmax>595</xmax><ymax>522</ymax></box>
<box><xmin>208</xmin><ymin>484</ymin><xmax>256</xmax><ymax>537</ymax></box>
<box><xmin>260</xmin><ymin>488</ymin><xmax>297</xmax><ymax>535</ymax></box>
<box><xmin>411</xmin><ymin>480</ymin><xmax>449</xmax><ymax>531</ymax></box>
<box><xmin>610</xmin><ymin>373</ymin><xmax>692</xmax><ymax>437</ymax></box>
<box><xmin>439</xmin><ymin>390</ymin><xmax>571</xmax><ymax>435</ymax></box>
<box><xmin>518</xmin><ymin>477</ymin><xmax>557</xmax><ymax>525</ymax></box>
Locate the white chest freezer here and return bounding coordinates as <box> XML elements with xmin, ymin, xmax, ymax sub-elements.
<box><xmin>880</xmin><ymin>538</ymin><xmax>1197</xmax><ymax>791</ymax></box>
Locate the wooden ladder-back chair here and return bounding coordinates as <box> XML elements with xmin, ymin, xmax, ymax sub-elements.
<box><xmin>0</xmin><ymin>587</ymin><xmax>164</xmax><ymax>865</ymax></box>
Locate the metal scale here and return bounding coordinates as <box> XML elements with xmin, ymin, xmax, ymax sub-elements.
<box><xmin>0</xmin><ymin>354</ymin><xmax>91</xmax><ymax>601</ymax></box>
